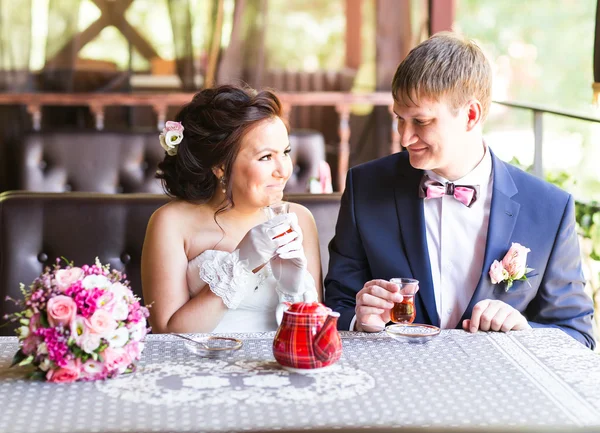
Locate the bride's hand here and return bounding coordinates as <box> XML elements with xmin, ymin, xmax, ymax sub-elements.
<box><xmin>236</xmin><ymin>213</ymin><xmax>299</xmax><ymax>271</ymax></box>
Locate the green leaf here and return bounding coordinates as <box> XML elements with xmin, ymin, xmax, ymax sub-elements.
<box><xmin>29</xmin><ymin>370</ymin><xmax>46</xmax><ymax>381</ymax></box>
<box><xmin>39</xmin><ymin>313</ymin><xmax>49</xmax><ymax>328</ymax></box>
<box><xmin>505</xmin><ymin>280</ymin><xmax>513</xmax><ymax>292</ymax></box>
<box><xmin>18</xmin><ymin>355</ymin><xmax>34</xmax><ymax>367</ymax></box>
<box><xmin>10</xmin><ymin>350</ymin><xmax>27</xmax><ymax>367</ymax></box>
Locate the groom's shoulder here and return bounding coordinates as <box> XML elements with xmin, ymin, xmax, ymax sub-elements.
<box><xmin>500</xmin><ymin>159</ymin><xmax>570</xmax><ymax>203</ymax></box>
<box><xmin>350</xmin><ymin>152</ymin><xmax>410</xmax><ymax>179</ymax></box>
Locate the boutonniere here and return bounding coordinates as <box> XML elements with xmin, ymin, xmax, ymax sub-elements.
<box><xmin>489</xmin><ymin>242</ymin><xmax>534</xmax><ymax>291</ymax></box>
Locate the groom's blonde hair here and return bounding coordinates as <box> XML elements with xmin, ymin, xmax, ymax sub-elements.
<box><xmin>392</xmin><ymin>32</ymin><xmax>492</xmax><ymax>120</ymax></box>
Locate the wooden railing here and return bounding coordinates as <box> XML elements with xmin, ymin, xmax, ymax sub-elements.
<box><xmin>0</xmin><ymin>92</ymin><xmax>397</xmax><ymax>191</ymax></box>
<box><xmin>2</xmin><ymin>92</ymin><xmax>599</xmax><ymax>191</ymax></box>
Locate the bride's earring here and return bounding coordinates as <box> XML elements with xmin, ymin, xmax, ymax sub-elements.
<box><xmin>220</xmin><ymin>177</ymin><xmax>227</xmax><ymax>194</ymax></box>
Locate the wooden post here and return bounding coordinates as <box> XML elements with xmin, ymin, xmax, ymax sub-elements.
<box><xmin>336</xmin><ymin>104</ymin><xmax>351</xmax><ymax>192</ymax></box>
<box><xmin>26</xmin><ymin>105</ymin><xmax>41</xmax><ymax>131</ymax></box>
<box><xmin>281</xmin><ymin>102</ymin><xmax>292</xmax><ymax>128</ymax></box>
<box><xmin>373</xmin><ymin>0</ymin><xmax>411</xmax><ymax>159</ymax></box>
<box><xmin>345</xmin><ymin>0</ymin><xmax>362</xmax><ymax>70</ymax></box>
<box><xmin>427</xmin><ymin>0</ymin><xmax>455</xmax><ymax>35</ymax></box>
<box><xmin>152</xmin><ymin>104</ymin><xmax>167</xmax><ymax>131</ymax></box>
<box><xmin>388</xmin><ymin>105</ymin><xmax>400</xmax><ymax>154</ymax></box>
<box><xmin>89</xmin><ymin>104</ymin><xmax>105</xmax><ymax>131</ymax></box>
<box><xmin>593</xmin><ymin>0</ymin><xmax>600</xmax><ymax>105</ymax></box>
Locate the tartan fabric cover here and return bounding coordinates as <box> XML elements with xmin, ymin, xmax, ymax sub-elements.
<box><xmin>273</xmin><ymin>302</ymin><xmax>342</xmax><ymax>369</ymax></box>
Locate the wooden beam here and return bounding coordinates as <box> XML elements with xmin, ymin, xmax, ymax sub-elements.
<box><xmin>345</xmin><ymin>0</ymin><xmax>362</xmax><ymax>70</ymax></box>
<box><xmin>428</xmin><ymin>0</ymin><xmax>455</xmax><ymax>35</ymax></box>
<box><xmin>48</xmin><ymin>0</ymin><xmax>160</xmax><ymax>66</ymax></box>
<box><xmin>48</xmin><ymin>17</ymin><xmax>110</xmax><ymax>67</ymax></box>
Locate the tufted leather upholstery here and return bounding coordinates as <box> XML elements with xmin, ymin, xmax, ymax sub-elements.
<box><xmin>15</xmin><ymin>129</ymin><xmax>326</xmax><ymax>194</ymax></box>
<box><xmin>19</xmin><ymin>131</ymin><xmax>165</xmax><ymax>194</ymax></box>
<box><xmin>0</xmin><ymin>191</ymin><xmax>341</xmax><ymax>335</ymax></box>
<box><xmin>286</xmin><ymin>129</ymin><xmax>326</xmax><ymax>193</ymax></box>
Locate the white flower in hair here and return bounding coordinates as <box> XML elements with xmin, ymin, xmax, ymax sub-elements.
<box><xmin>159</xmin><ymin>121</ymin><xmax>185</xmax><ymax>156</ymax></box>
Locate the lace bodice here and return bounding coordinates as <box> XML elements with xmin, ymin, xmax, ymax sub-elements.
<box><xmin>186</xmin><ymin>250</ymin><xmax>317</xmax><ymax>333</ymax></box>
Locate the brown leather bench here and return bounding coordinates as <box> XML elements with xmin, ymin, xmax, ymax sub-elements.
<box><xmin>0</xmin><ymin>191</ymin><xmax>341</xmax><ymax>335</ymax></box>
<box><xmin>11</xmin><ymin>129</ymin><xmax>325</xmax><ymax>194</ymax></box>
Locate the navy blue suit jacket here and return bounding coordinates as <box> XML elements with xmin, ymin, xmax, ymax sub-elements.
<box><xmin>324</xmin><ymin>151</ymin><xmax>595</xmax><ymax>348</ymax></box>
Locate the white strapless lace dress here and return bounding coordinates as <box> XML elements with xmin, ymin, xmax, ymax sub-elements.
<box><xmin>186</xmin><ymin>250</ymin><xmax>317</xmax><ymax>333</ymax></box>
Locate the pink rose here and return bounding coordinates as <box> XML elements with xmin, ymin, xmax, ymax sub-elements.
<box><xmin>46</xmin><ymin>359</ymin><xmax>81</xmax><ymax>383</ymax></box>
<box><xmin>81</xmin><ymin>359</ymin><xmax>105</xmax><ymax>380</ymax></box>
<box><xmin>47</xmin><ymin>295</ymin><xmax>77</xmax><ymax>327</ymax></box>
<box><xmin>102</xmin><ymin>347</ymin><xmax>132</xmax><ymax>374</ymax></box>
<box><xmin>125</xmin><ymin>341</ymin><xmax>143</xmax><ymax>361</ymax></box>
<box><xmin>489</xmin><ymin>260</ymin><xmax>508</xmax><ymax>284</ymax></box>
<box><xmin>54</xmin><ymin>267</ymin><xmax>84</xmax><ymax>291</ymax></box>
<box><xmin>165</xmin><ymin>120</ymin><xmax>184</xmax><ymax>133</ymax></box>
<box><xmin>86</xmin><ymin>309</ymin><xmax>117</xmax><ymax>337</ymax></box>
<box><xmin>502</xmin><ymin>243</ymin><xmax>531</xmax><ymax>279</ymax></box>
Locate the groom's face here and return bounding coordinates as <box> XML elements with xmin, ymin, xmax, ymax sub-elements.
<box><xmin>393</xmin><ymin>95</ymin><xmax>471</xmax><ymax>180</ymax></box>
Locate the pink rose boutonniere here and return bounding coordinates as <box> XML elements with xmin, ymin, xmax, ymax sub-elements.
<box><xmin>489</xmin><ymin>243</ymin><xmax>534</xmax><ymax>291</ymax></box>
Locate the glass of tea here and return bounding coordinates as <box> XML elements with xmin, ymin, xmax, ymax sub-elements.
<box><xmin>265</xmin><ymin>202</ymin><xmax>290</xmax><ymax>219</ymax></box>
<box><xmin>265</xmin><ymin>202</ymin><xmax>292</xmax><ymax>239</ymax></box>
<box><xmin>389</xmin><ymin>278</ymin><xmax>419</xmax><ymax>324</ymax></box>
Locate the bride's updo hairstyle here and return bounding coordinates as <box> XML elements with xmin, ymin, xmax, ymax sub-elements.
<box><xmin>157</xmin><ymin>84</ymin><xmax>283</xmax><ymax>206</ymax></box>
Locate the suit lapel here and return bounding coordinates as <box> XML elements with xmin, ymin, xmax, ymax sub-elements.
<box><xmin>394</xmin><ymin>158</ymin><xmax>440</xmax><ymax>327</ymax></box>
<box><xmin>460</xmin><ymin>153</ymin><xmax>520</xmax><ymax>323</ymax></box>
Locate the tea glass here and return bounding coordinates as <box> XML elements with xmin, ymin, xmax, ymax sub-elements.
<box><xmin>389</xmin><ymin>278</ymin><xmax>419</xmax><ymax>324</ymax></box>
<box><xmin>265</xmin><ymin>202</ymin><xmax>290</xmax><ymax>220</ymax></box>
<box><xmin>264</xmin><ymin>202</ymin><xmax>292</xmax><ymax>288</ymax></box>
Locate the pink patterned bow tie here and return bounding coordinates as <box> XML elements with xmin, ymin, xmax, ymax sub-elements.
<box><xmin>419</xmin><ymin>175</ymin><xmax>479</xmax><ymax>208</ymax></box>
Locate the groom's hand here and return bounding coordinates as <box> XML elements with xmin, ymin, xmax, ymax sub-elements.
<box><xmin>355</xmin><ymin>279</ymin><xmax>403</xmax><ymax>332</ymax></box>
<box><xmin>463</xmin><ymin>299</ymin><xmax>531</xmax><ymax>333</ymax></box>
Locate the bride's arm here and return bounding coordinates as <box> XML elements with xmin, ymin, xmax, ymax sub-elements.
<box><xmin>290</xmin><ymin>203</ymin><xmax>323</xmax><ymax>302</ymax></box>
<box><xmin>141</xmin><ymin>205</ymin><xmax>227</xmax><ymax>333</ymax></box>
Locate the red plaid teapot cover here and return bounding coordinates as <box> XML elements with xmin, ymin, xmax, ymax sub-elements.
<box><xmin>273</xmin><ymin>302</ymin><xmax>342</xmax><ymax>370</ymax></box>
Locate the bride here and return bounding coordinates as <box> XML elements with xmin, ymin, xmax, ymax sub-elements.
<box><xmin>142</xmin><ymin>85</ymin><xmax>321</xmax><ymax>333</ymax></box>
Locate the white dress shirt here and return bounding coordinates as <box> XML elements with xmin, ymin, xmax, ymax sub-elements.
<box><xmin>424</xmin><ymin>146</ymin><xmax>493</xmax><ymax>329</ymax></box>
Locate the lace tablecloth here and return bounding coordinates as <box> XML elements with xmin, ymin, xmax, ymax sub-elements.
<box><xmin>1</xmin><ymin>329</ymin><xmax>599</xmax><ymax>432</ymax></box>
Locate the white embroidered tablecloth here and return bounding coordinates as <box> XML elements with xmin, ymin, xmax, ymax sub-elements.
<box><xmin>0</xmin><ymin>329</ymin><xmax>599</xmax><ymax>432</ymax></box>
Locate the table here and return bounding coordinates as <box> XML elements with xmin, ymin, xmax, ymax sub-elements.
<box><xmin>1</xmin><ymin>329</ymin><xmax>600</xmax><ymax>432</ymax></box>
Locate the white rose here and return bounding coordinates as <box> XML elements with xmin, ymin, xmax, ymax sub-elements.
<box><xmin>80</xmin><ymin>333</ymin><xmax>101</xmax><ymax>354</ymax></box>
<box><xmin>112</xmin><ymin>301</ymin><xmax>130</xmax><ymax>322</ymax></box>
<box><xmin>107</xmin><ymin>327</ymin><xmax>129</xmax><ymax>348</ymax></box>
<box><xmin>129</xmin><ymin>321</ymin><xmax>147</xmax><ymax>342</ymax></box>
<box><xmin>82</xmin><ymin>275</ymin><xmax>111</xmax><ymax>290</ymax></box>
<box><xmin>159</xmin><ymin>132</ymin><xmax>178</xmax><ymax>156</ymax></box>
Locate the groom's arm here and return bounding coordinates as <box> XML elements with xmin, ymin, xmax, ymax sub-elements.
<box><xmin>324</xmin><ymin>169</ymin><xmax>372</xmax><ymax>330</ymax></box>
<box><xmin>525</xmin><ymin>195</ymin><xmax>595</xmax><ymax>349</ymax></box>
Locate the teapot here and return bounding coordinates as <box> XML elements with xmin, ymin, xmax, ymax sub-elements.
<box><xmin>273</xmin><ymin>302</ymin><xmax>342</xmax><ymax>372</ymax></box>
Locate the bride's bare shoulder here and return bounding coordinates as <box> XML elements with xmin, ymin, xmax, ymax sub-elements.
<box><xmin>148</xmin><ymin>200</ymin><xmax>215</xmax><ymax>231</ymax></box>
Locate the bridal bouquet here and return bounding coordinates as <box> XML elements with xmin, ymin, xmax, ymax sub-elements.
<box><xmin>4</xmin><ymin>258</ymin><xmax>149</xmax><ymax>383</ymax></box>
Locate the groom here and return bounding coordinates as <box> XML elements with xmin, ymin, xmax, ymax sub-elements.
<box><xmin>324</xmin><ymin>32</ymin><xmax>595</xmax><ymax>348</ymax></box>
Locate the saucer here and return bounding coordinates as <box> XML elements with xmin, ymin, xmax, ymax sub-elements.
<box><xmin>174</xmin><ymin>334</ymin><xmax>243</xmax><ymax>357</ymax></box>
<box><xmin>280</xmin><ymin>364</ymin><xmax>340</xmax><ymax>374</ymax></box>
<box><xmin>385</xmin><ymin>323</ymin><xmax>441</xmax><ymax>343</ymax></box>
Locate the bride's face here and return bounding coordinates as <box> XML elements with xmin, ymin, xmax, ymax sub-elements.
<box><xmin>230</xmin><ymin>117</ymin><xmax>292</xmax><ymax>209</ymax></box>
